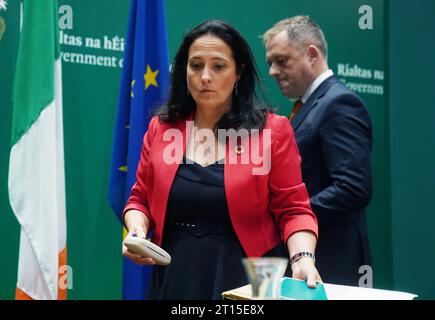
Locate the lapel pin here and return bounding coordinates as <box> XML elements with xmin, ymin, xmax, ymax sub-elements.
<box><xmin>235</xmin><ymin>145</ymin><xmax>244</xmax><ymax>155</ymax></box>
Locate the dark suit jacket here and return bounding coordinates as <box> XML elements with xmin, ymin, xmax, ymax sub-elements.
<box><xmin>124</xmin><ymin>113</ymin><xmax>318</xmax><ymax>257</ymax></box>
<box><xmin>291</xmin><ymin>75</ymin><xmax>372</xmax><ymax>286</ymax></box>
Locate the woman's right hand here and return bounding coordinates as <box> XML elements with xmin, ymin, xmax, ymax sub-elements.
<box><xmin>122</xmin><ymin>226</ymin><xmax>156</xmax><ymax>265</ymax></box>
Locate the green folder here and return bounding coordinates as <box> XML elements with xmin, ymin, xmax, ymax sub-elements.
<box><xmin>280</xmin><ymin>277</ymin><xmax>328</xmax><ymax>300</ymax></box>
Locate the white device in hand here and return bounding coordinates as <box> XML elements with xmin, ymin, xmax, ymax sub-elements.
<box><xmin>123</xmin><ymin>236</ymin><xmax>171</xmax><ymax>266</ymax></box>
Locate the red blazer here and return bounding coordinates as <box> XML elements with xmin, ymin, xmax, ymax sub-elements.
<box><xmin>123</xmin><ymin>112</ymin><xmax>318</xmax><ymax>257</ymax></box>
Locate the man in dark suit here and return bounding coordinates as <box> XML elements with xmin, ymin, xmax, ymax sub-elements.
<box><xmin>263</xmin><ymin>16</ymin><xmax>372</xmax><ymax>286</ymax></box>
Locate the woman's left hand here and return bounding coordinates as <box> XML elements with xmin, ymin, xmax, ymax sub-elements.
<box><xmin>291</xmin><ymin>257</ymin><xmax>322</xmax><ymax>288</ymax></box>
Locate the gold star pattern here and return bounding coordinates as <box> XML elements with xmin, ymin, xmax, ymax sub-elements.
<box><xmin>118</xmin><ymin>165</ymin><xmax>127</xmax><ymax>172</ymax></box>
<box><xmin>130</xmin><ymin>80</ymin><xmax>136</xmax><ymax>98</ymax></box>
<box><xmin>0</xmin><ymin>1</ymin><xmax>7</xmax><ymax>11</ymax></box>
<box><xmin>144</xmin><ymin>65</ymin><xmax>159</xmax><ymax>90</ymax></box>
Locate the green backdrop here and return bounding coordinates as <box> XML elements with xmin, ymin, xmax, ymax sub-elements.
<box><xmin>1</xmin><ymin>0</ymin><xmax>433</xmax><ymax>299</ymax></box>
<box><xmin>388</xmin><ymin>0</ymin><xmax>435</xmax><ymax>298</ymax></box>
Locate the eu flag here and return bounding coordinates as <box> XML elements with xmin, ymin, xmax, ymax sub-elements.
<box><xmin>108</xmin><ymin>0</ymin><xmax>170</xmax><ymax>299</ymax></box>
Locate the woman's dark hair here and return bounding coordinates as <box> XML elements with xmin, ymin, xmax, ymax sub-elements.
<box><xmin>157</xmin><ymin>19</ymin><xmax>271</xmax><ymax>131</ymax></box>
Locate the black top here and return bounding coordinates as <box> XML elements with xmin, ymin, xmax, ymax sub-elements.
<box><xmin>147</xmin><ymin>157</ymin><xmax>289</xmax><ymax>300</ymax></box>
<box><xmin>165</xmin><ymin>156</ymin><xmax>231</xmax><ymax>223</ymax></box>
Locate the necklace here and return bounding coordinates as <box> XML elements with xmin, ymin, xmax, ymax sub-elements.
<box><xmin>194</xmin><ymin>126</ymin><xmax>214</xmax><ymax>166</ymax></box>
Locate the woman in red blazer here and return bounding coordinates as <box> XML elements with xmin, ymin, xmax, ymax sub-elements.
<box><xmin>122</xmin><ymin>20</ymin><xmax>320</xmax><ymax>299</ymax></box>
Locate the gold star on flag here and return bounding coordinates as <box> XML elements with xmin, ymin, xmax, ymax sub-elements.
<box><xmin>144</xmin><ymin>65</ymin><xmax>159</xmax><ymax>90</ymax></box>
<box><xmin>0</xmin><ymin>0</ymin><xmax>7</xmax><ymax>11</ymax></box>
<box><xmin>118</xmin><ymin>165</ymin><xmax>127</xmax><ymax>172</ymax></box>
<box><xmin>131</xmin><ymin>80</ymin><xmax>136</xmax><ymax>97</ymax></box>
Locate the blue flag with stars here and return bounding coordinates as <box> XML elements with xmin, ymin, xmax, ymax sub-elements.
<box><xmin>108</xmin><ymin>0</ymin><xmax>169</xmax><ymax>299</ymax></box>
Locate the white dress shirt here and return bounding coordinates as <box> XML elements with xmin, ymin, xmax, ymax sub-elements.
<box><xmin>301</xmin><ymin>69</ymin><xmax>334</xmax><ymax>104</ymax></box>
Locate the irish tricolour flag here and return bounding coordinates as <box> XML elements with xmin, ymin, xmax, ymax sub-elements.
<box><xmin>8</xmin><ymin>0</ymin><xmax>67</xmax><ymax>300</ymax></box>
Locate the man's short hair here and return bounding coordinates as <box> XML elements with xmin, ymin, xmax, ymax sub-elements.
<box><xmin>263</xmin><ymin>16</ymin><xmax>328</xmax><ymax>59</ymax></box>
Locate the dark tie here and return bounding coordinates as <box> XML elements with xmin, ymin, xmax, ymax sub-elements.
<box><xmin>289</xmin><ymin>99</ymin><xmax>303</xmax><ymax>120</ymax></box>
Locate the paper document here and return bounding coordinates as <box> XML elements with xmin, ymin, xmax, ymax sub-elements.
<box><xmin>280</xmin><ymin>277</ymin><xmax>328</xmax><ymax>300</ymax></box>
<box><xmin>323</xmin><ymin>282</ymin><xmax>417</xmax><ymax>300</ymax></box>
<box><xmin>222</xmin><ymin>277</ymin><xmax>417</xmax><ymax>300</ymax></box>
